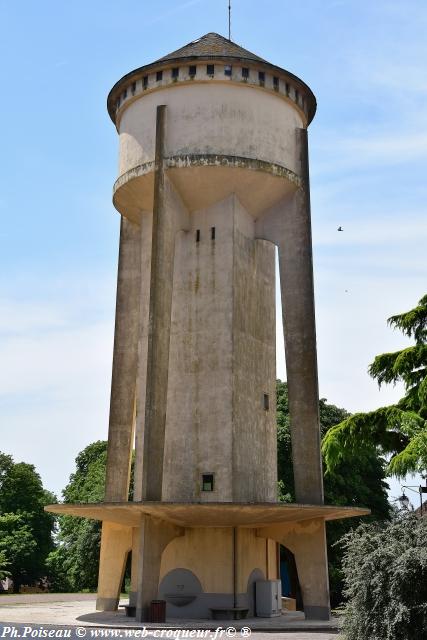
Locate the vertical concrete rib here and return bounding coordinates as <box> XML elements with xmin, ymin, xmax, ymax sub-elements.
<box><xmin>278</xmin><ymin>128</ymin><xmax>324</xmax><ymax>505</ymax></box>
<box><xmin>104</xmin><ymin>217</ymin><xmax>141</xmax><ymax>502</ymax></box>
<box><xmin>135</xmin><ymin>516</ymin><xmax>183</xmax><ymax>621</ymax></box>
<box><xmin>141</xmin><ymin>105</ymin><xmax>174</xmax><ymax>501</ymax></box>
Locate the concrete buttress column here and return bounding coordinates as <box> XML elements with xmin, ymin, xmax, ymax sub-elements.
<box><xmin>141</xmin><ymin>105</ymin><xmax>175</xmax><ymax>501</ymax></box>
<box><xmin>96</xmin><ymin>523</ymin><xmax>132</xmax><ymax>611</ymax></box>
<box><xmin>135</xmin><ymin>516</ymin><xmax>183</xmax><ymax>622</ymax></box>
<box><xmin>257</xmin><ymin>519</ymin><xmax>330</xmax><ymax>620</ymax></box>
<box><xmin>254</xmin><ymin>128</ymin><xmax>330</xmax><ymax>619</ymax></box>
<box><xmin>129</xmin><ymin>527</ymin><xmax>141</xmax><ymax>608</ymax></box>
<box><xmin>278</xmin><ymin>128</ymin><xmax>323</xmax><ymax>505</ymax></box>
<box><xmin>291</xmin><ymin>519</ymin><xmax>330</xmax><ymax>620</ymax></box>
<box><xmin>104</xmin><ymin>217</ymin><xmax>141</xmax><ymax>501</ymax></box>
<box><xmin>97</xmin><ymin>217</ymin><xmax>141</xmax><ymax>611</ymax></box>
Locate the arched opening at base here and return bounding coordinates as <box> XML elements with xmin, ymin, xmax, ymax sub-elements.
<box><xmin>279</xmin><ymin>545</ymin><xmax>303</xmax><ymax>611</ymax></box>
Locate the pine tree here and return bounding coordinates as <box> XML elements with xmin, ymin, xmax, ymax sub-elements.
<box><xmin>322</xmin><ymin>294</ymin><xmax>427</xmax><ymax>477</ymax></box>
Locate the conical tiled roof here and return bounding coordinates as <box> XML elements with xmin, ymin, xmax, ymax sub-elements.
<box><xmin>108</xmin><ymin>32</ymin><xmax>317</xmax><ymax>125</ymax></box>
<box><xmin>157</xmin><ymin>32</ymin><xmax>268</xmax><ymax>65</ymax></box>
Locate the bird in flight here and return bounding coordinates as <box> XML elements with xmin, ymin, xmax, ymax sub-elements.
<box><xmin>337</xmin><ymin>226</ymin><xmax>343</xmax><ymax>231</ymax></box>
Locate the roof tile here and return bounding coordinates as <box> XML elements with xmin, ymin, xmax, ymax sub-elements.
<box><xmin>157</xmin><ymin>32</ymin><xmax>267</xmax><ymax>64</ymax></box>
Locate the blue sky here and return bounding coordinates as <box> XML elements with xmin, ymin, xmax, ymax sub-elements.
<box><xmin>0</xmin><ymin>0</ymin><xmax>426</xmax><ymax>504</ymax></box>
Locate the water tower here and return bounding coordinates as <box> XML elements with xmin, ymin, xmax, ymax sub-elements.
<box><xmin>48</xmin><ymin>32</ymin><xmax>368</xmax><ymax>622</ymax></box>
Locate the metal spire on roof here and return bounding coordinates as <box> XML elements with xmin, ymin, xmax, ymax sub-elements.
<box><xmin>228</xmin><ymin>1</ymin><xmax>232</xmax><ymax>41</ymax></box>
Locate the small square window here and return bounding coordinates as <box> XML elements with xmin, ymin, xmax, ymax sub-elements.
<box><xmin>295</xmin><ymin>89</ymin><xmax>299</xmax><ymax>104</ymax></box>
<box><xmin>207</xmin><ymin>64</ymin><xmax>215</xmax><ymax>76</ymax></box>
<box><xmin>172</xmin><ymin>67</ymin><xmax>179</xmax><ymax>79</ymax></box>
<box><xmin>122</xmin><ymin>88</ymin><xmax>127</xmax><ymax>100</ymax></box>
<box><xmin>224</xmin><ymin>65</ymin><xmax>232</xmax><ymax>77</ymax></box>
<box><xmin>189</xmin><ymin>65</ymin><xmax>197</xmax><ymax>77</ymax></box>
<box><xmin>242</xmin><ymin>67</ymin><xmax>249</xmax><ymax>79</ymax></box>
<box><xmin>285</xmin><ymin>82</ymin><xmax>290</xmax><ymax>96</ymax></box>
<box><xmin>156</xmin><ymin>70</ymin><xmax>163</xmax><ymax>82</ymax></box>
<box><xmin>202</xmin><ymin>474</ymin><xmax>214</xmax><ymax>492</ymax></box>
<box><xmin>273</xmin><ymin>76</ymin><xmax>279</xmax><ymax>90</ymax></box>
<box><xmin>263</xmin><ymin>393</ymin><xmax>270</xmax><ymax>411</ymax></box>
<box><xmin>211</xmin><ymin>227</ymin><xmax>216</xmax><ymax>241</ymax></box>
<box><xmin>196</xmin><ymin>229</ymin><xmax>200</xmax><ymax>243</ymax></box>
<box><xmin>258</xmin><ymin>71</ymin><xmax>265</xmax><ymax>85</ymax></box>
<box><xmin>143</xmin><ymin>76</ymin><xmax>148</xmax><ymax>89</ymax></box>
<box><xmin>131</xmin><ymin>81</ymin><xmax>136</xmax><ymax>94</ymax></box>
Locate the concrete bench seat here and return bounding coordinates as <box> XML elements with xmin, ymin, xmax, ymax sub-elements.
<box><xmin>123</xmin><ymin>604</ymin><xmax>136</xmax><ymax>617</ymax></box>
<box><xmin>209</xmin><ymin>607</ymin><xmax>249</xmax><ymax>620</ymax></box>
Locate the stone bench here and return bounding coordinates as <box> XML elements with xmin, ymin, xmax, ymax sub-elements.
<box><xmin>210</xmin><ymin>607</ymin><xmax>249</xmax><ymax>620</ymax></box>
<box><xmin>123</xmin><ymin>604</ymin><xmax>136</xmax><ymax>617</ymax></box>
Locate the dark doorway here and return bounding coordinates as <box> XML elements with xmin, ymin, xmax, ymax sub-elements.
<box><xmin>279</xmin><ymin>545</ymin><xmax>303</xmax><ymax>611</ymax></box>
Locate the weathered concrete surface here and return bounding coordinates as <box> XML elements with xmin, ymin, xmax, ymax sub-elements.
<box><xmin>104</xmin><ymin>217</ymin><xmax>141</xmax><ymax>503</ymax></box>
<box><xmin>98</xmin><ymin>218</ymin><xmax>141</xmax><ymax>615</ymax></box>
<box><xmin>135</xmin><ymin>516</ymin><xmax>183</xmax><ymax>622</ymax></box>
<box><xmin>159</xmin><ymin>527</ymin><xmax>276</xmax><ymax>597</ymax></box>
<box><xmin>141</xmin><ymin>105</ymin><xmax>173</xmax><ymax>502</ymax></box>
<box><xmin>113</xmin><ymin>160</ymin><xmax>298</xmax><ymax>223</ymax></box>
<box><xmin>129</xmin><ymin>527</ymin><xmax>140</xmax><ymax>607</ymax></box>
<box><xmin>232</xmin><ymin>204</ymin><xmax>277</xmax><ymax>501</ymax></box>
<box><xmin>46</xmin><ymin>502</ymin><xmax>370</xmax><ymax>528</ymax></box>
<box><xmin>162</xmin><ymin>196</ymin><xmax>234</xmax><ymax>502</ymax></box>
<box><xmin>132</xmin><ymin>177</ymin><xmax>190</xmax><ymax>503</ymax></box>
<box><xmin>132</xmin><ymin>210</ymin><xmax>152</xmax><ymax>503</ymax></box>
<box><xmin>96</xmin><ymin>523</ymin><xmax>132</xmax><ymax>612</ymax></box>
<box><xmin>258</xmin><ymin>518</ymin><xmax>330</xmax><ymax>620</ymax></box>
<box><xmin>159</xmin><ymin>195</ymin><xmax>277</xmax><ymax>503</ymax></box>
<box><xmin>117</xmin><ymin>84</ymin><xmax>304</xmax><ymax>178</ymax></box>
<box><xmin>255</xmin><ymin>129</ymin><xmax>323</xmax><ymax>506</ymax></box>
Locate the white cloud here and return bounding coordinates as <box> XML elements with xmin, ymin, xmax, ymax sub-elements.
<box><xmin>0</xmin><ymin>300</ymin><xmax>68</xmax><ymax>334</ymax></box>
<box><xmin>0</xmin><ymin>322</ymin><xmax>112</xmax><ymax>396</ymax></box>
<box><xmin>330</xmin><ymin>132</ymin><xmax>427</xmax><ymax>165</ymax></box>
<box><xmin>0</xmin><ymin>275</ymin><xmax>115</xmax><ymax>496</ymax></box>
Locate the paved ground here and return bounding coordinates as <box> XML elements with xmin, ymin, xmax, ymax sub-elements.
<box><xmin>0</xmin><ymin>595</ymin><xmax>341</xmax><ymax>639</ymax></box>
<box><xmin>0</xmin><ymin>594</ymin><xmax>97</xmax><ymax>605</ymax></box>
<box><xmin>0</xmin><ymin>625</ymin><xmax>339</xmax><ymax>640</ymax></box>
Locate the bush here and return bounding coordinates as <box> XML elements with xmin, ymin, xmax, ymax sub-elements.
<box><xmin>340</xmin><ymin>513</ymin><xmax>427</xmax><ymax>640</ymax></box>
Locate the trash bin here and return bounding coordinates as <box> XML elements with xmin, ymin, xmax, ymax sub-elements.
<box><xmin>150</xmin><ymin>599</ymin><xmax>166</xmax><ymax>622</ymax></box>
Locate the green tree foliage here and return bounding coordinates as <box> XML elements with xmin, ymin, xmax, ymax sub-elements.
<box><xmin>322</xmin><ymin>295</ymin><xmax>427</xmax><ymax>478</ymax></box>
<box><xmin>47</xmin><ymin>441</ymin><xmax>108</xmax><ymax>592</ymax></box>
<box><xmin>0</xmin><ymin>514</ymin><xmax>37</xmax><ymax>589</ymax></box>
<box><xmin>340</xmin><ymin>514</ymin><xmax>427</xmax><ymax>640</ymax></box>
<box><xmin>44</xmin><ymin>546</ymin><xmax>72</xmax><ymax>593</ymax></box>
<box><xmin>63</xmin><ymin>441</ymin><xmax>109</xmax><ymax>504</ymax></box>
<box><xmin>0</xmin><ymin>453</ymin><xmax>13</xmax><ymax>485</ymax></box>
<box><xmin>276</xmin><ymin>380</ymin><xmax>390</xmax><ymax>606</ymax></box>
<box><xmin>0</xmin><ymin>550</ymin><xmax>11</xmax><ymax>581</ymax></box>
<box><xmin>46</xmin><ymin>441</ymin><xmax>134</xmax><ymax>592</ymax></box>
<box><xmin>0</xmin><ymin>453</ymin><xmax>55</xmax><ymax>591</ymax></box>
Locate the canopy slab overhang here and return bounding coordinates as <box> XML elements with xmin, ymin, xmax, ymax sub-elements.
<box><xmin>45</xmin><ymin>501</ymin><xmax>370</xmax><ymax>528</ymax></box>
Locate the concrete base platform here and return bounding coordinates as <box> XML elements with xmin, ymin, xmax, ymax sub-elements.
<box><xmin>0</xmin><ymin>596</ymin><xmax>340</xmax><ymax>633</ymax></box>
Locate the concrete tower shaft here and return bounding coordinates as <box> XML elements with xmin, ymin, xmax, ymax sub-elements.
<box><xmin>106</xmin><ymin>33</ymin><xmax>322</xmax><ymax>507</ymax></box>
